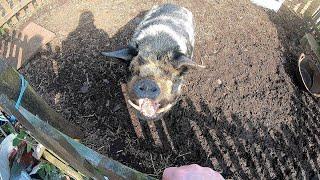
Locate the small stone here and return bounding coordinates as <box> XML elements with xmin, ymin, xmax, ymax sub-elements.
<box><xmin>32</xmin><ymin>144</ymin><xmax>45</xmax><ymax>160</ymax></box>
<box><xmin>217</xmin><ymin>79</ymin><xmax>223</xmax><ymax>85</ymax></box>
<box><xmin>103</xmin><ymin>79</ymin><xmax>110</xmax><ymax>84</ymax></box>
<box><xmin>113</xmin><ymin>104</ymin><xmax>121</xmax><ymax>112</ymax></box>
<box><xmin>80</xmin><ymin>83</ymin><xmax>90</xmax><ymax>93</ymax></box>
<box><xmin>93</xmin><ymin>51</ymin><xmax>100</xmax><ymax>57</ymax></box>
<box><xmin>54</xmin><ymin>46</ymin><xmax>61</xmax><ymax>53</ymax></box>
<box><xmin>105</xmin><ymin>100</ymin><xmax>110</xmax><ymax>107</ymax></box>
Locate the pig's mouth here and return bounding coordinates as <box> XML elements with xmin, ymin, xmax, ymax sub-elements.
<box><xmin>128</xmin><ymin>99</ymin><xmax>173</xmax><ymax>119</ymax></box>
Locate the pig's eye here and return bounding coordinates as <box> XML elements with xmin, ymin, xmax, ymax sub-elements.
<box><xmin>178</xmin><ymin>67</ymin><xmax>188</xmax><ymax>76</ymax></box>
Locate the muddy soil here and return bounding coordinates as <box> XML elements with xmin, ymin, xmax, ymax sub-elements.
<box><xmin>18</xmin><ymin>0</ymin><xmax>320</xmax><ymax>179</ymax></box>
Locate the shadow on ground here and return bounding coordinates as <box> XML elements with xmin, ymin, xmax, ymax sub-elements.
<box><xmin>0</xmin><ymin>31</ymin><xmax>44</xmax><ymax>68</ymax></box>
<box><xmin>265</xmin><ymin>5</ymin><xmax>320</xmax><ymax>179</ymax></box>
<box><xmin>20</xmin><ymin>8</ymin><xmax>320</xmax><ymax>179</ymax></box>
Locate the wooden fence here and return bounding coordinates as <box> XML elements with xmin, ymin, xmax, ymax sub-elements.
<box><xmin>0</xmin><ymin>58</ymin><xmax>156</xmax><ymax>179</ymax></box>
<box><xmin>286</xmin><ymin>0</ymin><xmax>320</xmax><ymax>28</ymax></box>
<box><xmin>0</xmin><ymin>0</ymin><xmax>44</xmax><ymax>28</ymax></box>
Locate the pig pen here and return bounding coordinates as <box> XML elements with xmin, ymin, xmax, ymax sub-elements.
<box><xmin>14</xmin><ymin>0</ymin><xmax>320</xmax><ymax>179</ymax></box>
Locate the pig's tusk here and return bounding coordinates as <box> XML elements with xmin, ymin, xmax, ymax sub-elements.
<box><xmin>157</xmin><ymin>104</ymin><xmax>173</xmax><ymax>113</ymax></box>
<box><xmin>196</xmin><ymin>64</ymin><xmax>206</xmax><ymax>68</ymax></box>
<box><xmin>128</xmin><ymin>99</ymin><xmax>141</xmax><ymax>110</ymax></box>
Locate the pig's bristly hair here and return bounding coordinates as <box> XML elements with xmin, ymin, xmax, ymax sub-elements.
<box><xmin>130</xmin><ymin>54</ymin><xmax>181</xmax><ymax>81</ymax></box>
<box><xmin>128</xmin><ymin>54</ymin><xmax>183</xmax><ymax>107</ymax></box>
<box><xmin>136</xmin><ymin>25</ymin><xmax>188</xmax><ymax>55</ymax></box>
<box><xmin>132</xmin><ymin>4</ymin><xmax>194</xmax><ymax>59</ymax></box>
<box><xmin>125</xmin><ymin>4</ymin><xmax>195</xmax><ymax>120</ymax></box>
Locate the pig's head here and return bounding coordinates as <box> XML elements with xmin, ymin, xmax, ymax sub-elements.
<box><xmin>101</xmin><ymin>47</ymin><xmax>204</xmax><ymax>121</ymax></box>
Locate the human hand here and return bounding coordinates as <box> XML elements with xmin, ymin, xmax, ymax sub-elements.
<box><xmin>162</xmin><ymin>164</ymin><xmax>224</xmax><ymax>180</ymax></box>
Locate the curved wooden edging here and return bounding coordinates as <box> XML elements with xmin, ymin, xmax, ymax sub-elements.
<box><xmin>0</xmin><ymin>94</ymin><xmax>156</xmax><ymax>180</ymax></box>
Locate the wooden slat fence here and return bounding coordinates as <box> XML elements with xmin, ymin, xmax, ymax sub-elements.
<box><xmin>286</xmin><ymin>0</ymin><xmax>320</xmax><ymax>27</ymax></box>
<box><xmin>0</xmin><ymin>0</ymin><xmax>44</xmax><ymax>28</ymax></box>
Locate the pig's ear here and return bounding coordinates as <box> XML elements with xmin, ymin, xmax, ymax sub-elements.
<box><xmin>172</xmin><ymin>55</ymin><xmax>206</xmax><ymax>70</ymax></box>
<box><xmin>101</xmin><ymin>46</ymin><xmax>138</xmax><ymax>61</ymax></box>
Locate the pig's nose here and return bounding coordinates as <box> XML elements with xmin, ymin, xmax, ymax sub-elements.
<box><xmin>133</xmin><ymin>79</ymin><xmax>160</xmax><ymax>99</ymax></box>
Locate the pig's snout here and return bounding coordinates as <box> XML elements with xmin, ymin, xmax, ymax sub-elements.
<box><xmin>133</xmin><ymin>79</ymin><xmax>160</xmax><ymax>99</ymax></box>
<box><xmin>128</xmin><ymin>78</ymin><xmax>175</xmax><ymax>120</ymax></box>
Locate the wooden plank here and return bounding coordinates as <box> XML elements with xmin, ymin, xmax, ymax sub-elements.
<box><xmin>299</xmin><ymin>0</ymin><xmax>313</xmax><ymax>15</ymax></box>
<box><xmin>6</xmin><ymin>0</ymin><xmax>19</xmax><ymax>25</ymax></box>
<box><xmin>1</xmin><ymin>0</ymin><xmax>13</xmax><ymax>15</ymax></box>
<box><xmin>0</xmin><ymin>0</ymin><xmax>33</xmax><ymax>27</ymax></box>
<box><xmin>17</xmin><ymin>7</ymin><xmax>26</xmax><ymax>20</ymax></box>
<box><xmin>11</xmin><ymin>0</ymin><xmax>19</xmax><ymax>4</ymax></box>
<box><xmin>42</xmin><ymin>151</ymin><xmax>84</xmax><ymax>180</ymax></box>
<box><xmin>35</xmin><ymin>0</ymin><xmax>42</xmax><ymax>5</ymax></box>
<box><xmin>25</xmin><ymin>1</ymin><xmax>35</xmax><ymax>13</ymax></box>
<box><xmin>0</xmin><ymin>0</ymin><xmax>14</xmax><ymax>25</ymax></box>
<box><xmin>312</xmin><ymin>8</ymin><xmax>320</xmax><ymax>25</ymax></box>
<box><xmin>0</xmin><ymin>95</ymin><xmax>157</xmax><ymax>180</ymax></box>
<box><xmin>0</xmin><ymin>59</ymin><xmax>84</xmax><ymax>139</ymax></box>
<box><xmin>2</xmin><ymin>23</ymin><xmax>10</xmax><ymax>30</ymax></box>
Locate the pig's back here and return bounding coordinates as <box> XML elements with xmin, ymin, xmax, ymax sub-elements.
<box><xmin>132</xmin><ymin>4</ymin><xmax>194</xmax><ymax>59</ymax></box>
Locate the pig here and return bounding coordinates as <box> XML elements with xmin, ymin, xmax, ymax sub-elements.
<box><xmin>102</xmin><ymin>4</ymin><xmax>204</xmax><ymax>121</ymax></box>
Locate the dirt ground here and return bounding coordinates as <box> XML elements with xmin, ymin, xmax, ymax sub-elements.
<box><xmin>16</xmin><ymin>0</ymin><xmax>320</xmax><ymax>179</ymax></box>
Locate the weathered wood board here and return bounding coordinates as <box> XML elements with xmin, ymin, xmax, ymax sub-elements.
<box><xmin>0</xmin><ymin>94</ymin><xmax>157</xmax><ymax>180</ymax></box>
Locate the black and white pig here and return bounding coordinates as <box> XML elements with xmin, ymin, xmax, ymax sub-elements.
<box><xmin>102</xmin><ymin>4</ymin><xmax>204</xmax><ymax>120</ymax></box>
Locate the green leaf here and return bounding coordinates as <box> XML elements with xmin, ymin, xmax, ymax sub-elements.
<box><xmin>12</xmin><ymin>137</ymin><xmax>22</xmax><ymax>146</ymax></box>
<box><xmin>38</xmin><ymin>168</ymin><xmax>46</xmax><ymax>180</ymax></box>
<box><xmin>17</xmin><ymin>130</ymin><xmax>27</xmax><ymax>139</ymax></box>
<box><xmin>0</xmin><ymin>28</ymin><xmax>4</xmax><ymax>36</ymax></box>
<box><xmin>38</xmin><ymin>163</ymin><xmax>51</xmax><ymax>180</ymax></box>
<box><xmin>2</xmin><ymin>124</ymin><xmax>15</xmax><ymax>134</ymax></box>
<box><xmin>26</xmin><ymin>143</ymin><xmax>32</xmax><ymax>153</ymax></box>
<box><xmin>42</xmin><ymin>163</ymin><xmax>52</xmax><ymax>174</ymax></box>
<box><xmin>37</xmin><ymin>163</ymin><xmax>60</xmax><ymax>179</ymax></box>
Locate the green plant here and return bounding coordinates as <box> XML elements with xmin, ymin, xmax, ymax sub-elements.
<box><xmin>2</xmin><ymin>123</ymin><xmax>15</xmax><ymax>134</ymax></box>
<box><xmin>38</xmin><ymin>163</ymin><xmax>62</xmax><ymax>180</ymax></box>
<box><xmin>0</xmin><ymin>27</ymin><xmax>5</xmax><ymax>36</ymax></box>
<box><xmin>12</xmin><ymin>130</ymin><xmax>34</xmax><ymax>153</ymax></box>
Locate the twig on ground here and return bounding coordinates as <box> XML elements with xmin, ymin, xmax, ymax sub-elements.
<box><xmin>176</xmin><ymin>152</ymin><xmax>191</xmax><ymax>158</ymax></box>
<box><xmin>150</xmin><ymin>153</ymin><xmax>156</xmax><ymax>173</ymax></box>
<box><xmin>80</xmin><ymin>113</ymin><xmax>95</xmax><ymax>118</ymax></box>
